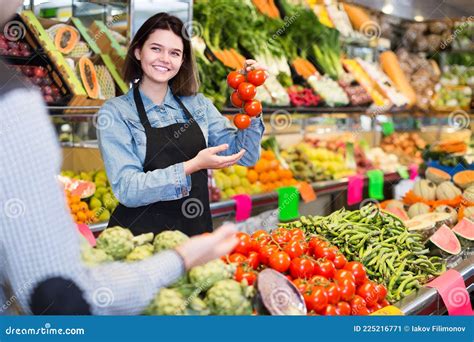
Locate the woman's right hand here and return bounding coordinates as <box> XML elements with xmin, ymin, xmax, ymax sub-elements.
<box><xmin>175</xmin><ymin>223</ymin><xmax>238</xmax><ymax>269</ymax></box>
<box><xmin>184</xmin><ymin>144</ymin><xmax>245</xmax><ymax>174</ymax></box>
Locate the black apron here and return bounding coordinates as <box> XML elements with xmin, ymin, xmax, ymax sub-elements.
<box><xmin>108</xmin><ymin>86</ymin><xmax>213</xmax><ymax>236</ymax></box>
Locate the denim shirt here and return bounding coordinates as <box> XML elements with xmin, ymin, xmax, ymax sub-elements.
<box><xmin>97</xmin><ymin>86</ymin><xmax>265</xmax><ymax>208</ymax></box>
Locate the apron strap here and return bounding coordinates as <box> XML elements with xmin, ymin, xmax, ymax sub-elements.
<box><xmin>173</xmin><ymin>95</ymin><xmax>195</xmax><ymax>121</ymax></box>
<box><xmin>133</xmin><ymin>85</ymin><xmax>153</xmax><ymax>132</ymax></box>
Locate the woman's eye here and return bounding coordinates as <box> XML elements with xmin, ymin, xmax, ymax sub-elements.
<box><xmin>171</xmin><ymin>51</ymin><xmax>180</xmax><ymax>57</ymax></box>
<box><xmin>152</xmin><ymin>47</ymin><xmax>161</xmax><ymax>52</ymax></box>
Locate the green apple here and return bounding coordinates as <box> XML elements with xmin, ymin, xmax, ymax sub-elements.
<box><xmin>89</xmin><ymin>196</ymin><xmax>102</xmax><ymax>210</ymax></box>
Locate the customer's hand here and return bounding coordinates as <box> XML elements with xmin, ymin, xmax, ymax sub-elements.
<box><xmin>243</xmin><ymin>59</ymin><xmax>268</xmax><ymax>75</ymax></box>
<box><xmin>184</xmin><ymin>144</ymin><xmax>245</xmax><ymax>174</ymax></box>
<box><xmin>175</xmin><ymin>223</ymin><xmax>238</xmax><ymax>269</ymax></box>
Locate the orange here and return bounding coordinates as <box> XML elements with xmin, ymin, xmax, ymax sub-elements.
<box><xmin>284</xmin><ymin>170</ymin><xmax>293</xmax><ymax>179</ymax></box>
<box><xmin>268</xmin><ymin>160</ymin><xmax>279</xmax><ymax>170</ymax></box>
<box><xmin>70</xmin><ymin>195</ymin><xmax>81</xmax><ymax>204</ymax></box>
<box><xmin>277</xmin><ymin>169</ymin><xmax>286</xmax><ymax>179</ymax></box>
<box><xmin>70</xmin><ymin>204</ymin><xmax>80</xmax><ymax>214</ymax></box>
<box><xmin>268</xmin><ymin>171</ymin><xmax>278</xmax><ymax>182</ymax></box>
<box><xmin>247</xmin><ymin>169</ymin><xmax>258</xmax><ymax>183</ymax></box>
<box><xmin>261</xmin><ymin>150</ymin><xmax>275</xmax><ymax>160</ymax></box>
<box><xmin>259</xmin><ymin>172</ymin><xmax>270</xmax><ymax>184</ymax></box>
<box><xmin>71</xmin><ymin>214</ymin><xmax>77</xmax><ymax>222</ymax></box>
<box><xmin>76</xmin><ymin>211</ymin><xmax>87</xmax><ymax>222</ymax></box>
<box><xmin>274</xmin><ymin>181</ymin><xmax>283</xmax><ymax>189</ymax></box>
<box><xmin>78</xmin><ymin>202</ymin><xmax>88</xmax><ymax>212</ymax></box>
<box><xmin>254</xmin><ymin>159</ymin><xmax>269</xmax><ymax>173</ymax></box>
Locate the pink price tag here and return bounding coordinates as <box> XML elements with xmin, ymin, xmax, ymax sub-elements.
<box><xmin>409</xmin><ymin>164</ymin><xmax>418</xmax><ymax>180</ymax></box>
<box><xmin>347</xmin><ymin>175</ymin><xmax>364</xmax><ymax>205</ymax></box>
<box><xmin>76</xmin><ymin>223</ymin><xmax>96</xmax><ymax>247</ymax></box>
<box><xmin>426</xmin><ymin>269</ymin><xmax>472</xmax><ymax>315</ymax></box>
<box><xmin>233</xmin><ymin>194</ymin><xmax>252</xmax><ymax>222</ymax></box>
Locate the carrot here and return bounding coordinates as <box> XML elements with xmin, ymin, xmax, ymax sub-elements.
<box><xmin>213</xmin><ymin>50</ymin><xmax>226</xmax><ymax>65</ymax></box>
<box><xmin>225</xmin><ymin>49</ymin><xmax>241</xmax><ymax>69</ymax></box>
<box><xmin>266</xmin><ymin>0</ymin><xmax>280</xmax><ymax>18</ymax></box>
<box><xmin>252</xmin><ymin>0</ymin><xmax>270</xmax><ymax>16</ymax></box>
<box><xmin>230</xmin><ymin>48</ymin><xmax>245</xmax><ymax>69</ymax></box>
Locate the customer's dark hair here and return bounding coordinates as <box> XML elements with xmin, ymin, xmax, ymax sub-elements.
<box><xmin>123</xmin><ymin>12</ymin><xmax>199</xmax><ymax>96</ymax></box>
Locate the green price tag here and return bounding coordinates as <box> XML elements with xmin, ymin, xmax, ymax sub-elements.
<box><xmin>382</xmin><ymin>122</ymin><xmax>395</xmax><ymax>136</ymax></box>
<box><xmin>277</xmin><ymin>186</ymin><xmax>300</xmax><ymax>222</ymax></box>
<box><xmin>367</xmin><ymin>169</ymin><xmax>385</xmax><ymax>200</ymax></box>
<box><xmin>397</xmin><ymin>166</ymin><xmax>409</xmax><ymax>179</ymax></box>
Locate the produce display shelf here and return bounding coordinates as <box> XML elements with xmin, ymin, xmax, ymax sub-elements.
<box><xmin>88</xmin><ymin>171</ymin><xmax>402</xmax><ymax>233</ymax></box>
<box><xmin>395</xmin><ymin>253</ymin><xmax>474</xmax><ymax>315</ymax></box>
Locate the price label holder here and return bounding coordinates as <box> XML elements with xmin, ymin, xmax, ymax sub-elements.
<box><xmin>277</xmin><ymin>186</ymin><xmax>300</xmax><ymax>222</ymax></box>
<box><xmin>297</xmin><ymin>182</ymin><xmax>317</xmax><ymax>203</ymax></box>
<box><xmin>397</xmin><ymin>166</ymin><xmax>409</xmax><ymax>179</ymax></box>
<box><xmin>347</xmin><ymin>174</ymin><xmax>364</xmax><ymax>205</ymax></box>
<box><xmin>382</xmin><ymin>121</ymin><xmax>395</xmax><ymax>136</ymax></box>
<box><xmin>426</xmin><ymin>269</ymin><xmax>472</xmax><ymax>315</ymax></box>
<box><xmin>409</xmin><ymin>164</ymin><xmax>418</xmax><ymax>180</ymax></box>
<box><xmin>233</xmin><ymin>194</ymin><xmax>252</xmax><ymax>222</ymax></box>
<box><xmin>371</xmin><ymin>305</ymin><xmax>404</xmax><ymax>315</ymax></box>
<box><xmin>77</xmin><ymin>223</ymin><xmax>96</xmax><ymax>247</ymax></box>
<box><xmin>367</xmin><ymin>169</ymin><xmax>385</xmax><ymax>200</ymax></box>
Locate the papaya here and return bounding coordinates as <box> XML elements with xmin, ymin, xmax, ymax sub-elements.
<box><xmin>54</xmin><ymin>25</ymin><xmax>80</xmax><ymax>54</ymax></box>
<box><xmin>78</xmin><ymin>56</ymin><xmax>99</xmax><ymax>99</ymax></box>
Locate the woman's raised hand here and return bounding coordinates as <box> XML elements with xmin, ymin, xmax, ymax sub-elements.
<box><xmin>184</xmin><ymin>144</ymin><xmax>245</xmax><ymax>174</ymax></box>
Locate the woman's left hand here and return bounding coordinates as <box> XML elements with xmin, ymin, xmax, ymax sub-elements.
<box><xmin>243</xmin><ymin>59</ymin><xmax>268</xmax><ymax>75</ymax></box>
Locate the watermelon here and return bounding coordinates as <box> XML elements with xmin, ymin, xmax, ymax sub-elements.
<box><xmin>429</xmin><ymin>224</ymin><xmax>462</xmax><ymax>256</ymax></box>
<box><xmin>452</xmin><ymin>218</ymin><xmax>474</xmax><ymax>248</ymax></box>
<box><xmin>58</xmin><ymin>175</ymin><xmax>96</xmax><ymax>199</ymax></box>
<box><xmin>383</xmin><ymin>207</ymin><xmax>409</xmax><ymax>221</ymax></box>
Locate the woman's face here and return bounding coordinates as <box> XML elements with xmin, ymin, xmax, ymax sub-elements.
<box><xmin>135</xmin><ymin>29</ymin><xmax>184</xmax><ymax>84</ymax></box>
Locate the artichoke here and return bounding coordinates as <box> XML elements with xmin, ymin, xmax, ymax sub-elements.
<box><xmin>144</xmin><ymin>288</ymin><xmax>186</xmax><ymax>315</ymax></box>
<box><xmin>132</xmin><ymin>233</ymin><xmax>154</xmax><ymax>246</ymax></box>
<box><xmin>153</xmin><ymin>230</ymin><xmax>189</xmax><ymax>253</ymax></box>
<box><xmin>96</xmin><ymin>226</ymin><xmax>134</xmax><ymax>260</ymax></box>
<box><xmin>189</xmin><ymin>259</ymin><xmax>234</xmax><ymax>291</ymax></box>
<box><xmin>186</xmin><ymin>297</ymin><xmax>210</xmax><ymax>315</ymax></box>
<box><xmin>125</xmin><ymin>243</ymin><xmax>154</xmax><ymax>262</ymax></box>
<box><xmin>81</xmin><ymin>245</ymin><xmax>113</xmax><ymax>266</ymax></box>
<box><xmin>205</xmin><ymin>279</ymin><xmax>254</xmax><ymax>315</ymax></box>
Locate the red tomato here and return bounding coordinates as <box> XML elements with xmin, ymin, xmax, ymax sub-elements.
<box><xmin>227</xmin><ymin>71</ymin><xmax>245</xmax><ymax>89</ymax></box>
<box><xmin>334</xmin><ymin>269</ymin><xmax>356</xmax><ymax>284</ymax></box>
<box><xmin>344</xmin><ymin>261</ymin><xmax>367</xmax><ymax>286</ymax></box>
<box><xmin>259</xmin><ymin>245</ymin><xmax>279</xmax><ymax>265</ymax></box>
<box><xmin>284</xmin><ymin>240</ymin><xmax>305</xmax><ymax>259</ymax></box>
<box><xmin>350</xmin><ymin>295</ymin><xmax>368</xmax><ymax>315</ymax></box>
<box><xmin>269</xmin><ymin>251</ymin><xmax>291</xmax><ymax>273</ymax></box>
<box><xmin>289</xmin><ymin>257</ymin><xmax>314</xmax><ymax>279</ymax></box>
<box><xmin>324</xmin><ymin>304</ymin><xmax>338</xmax><ymax>316</ymax></box>
<box><xmin>247</xmin><ymin>251</ymin><xmax>260</xmax><ymax>270</ymax></box>
<box><xmin>234</xmin><ymin>232</ymin><xmax>251</xmax><ymax>255</ymax></box>
<box><xmin>357</xmin><ymin>282</ymin><xmax>379</xmax><ymax>307</ymax></box>
<box><xmin>336</xmin><ymin>301</ymin><xmax>351</xmax><ymax>316</ymax></box>
<box><xmin>233</xmin><ymin>114</ymin><xmax>251</xmax><ymax>130</ymax></box>
<box><xmin>237</xmin><ymin>82</ymin><xmax>256</xmax><ymax>101</ymax></box>
<box><xmin>338</xmin><ymin>278</ymin><xmax>356</xmax><ymax>302</ymax></box>
<box><xmin>288</xmin><ymin>228</ymin><xmax>305</xmax><ymax>241</ymax></box>
<box><xmin>251</xmin><ymin>229</ymin><xmax>268</xmax><ymax>240</ymax></box>
<box><xmin>379</xmin><ymin>299</ymin><xmax>390</xmax><ymax>307</ymax></box>
<box><xmin>306</xmin><ymin>286</ymin><xmax>328</xmax><ymax>313</ymax></box>
<box><xmin>271</xmin><ymin>228</ymin><xmax>290</xmax><ymax>244</ymax></box>
<box><xmin>228</xmin><ymin>253</ymin><xmax>247</xmax><ymax>264</ymax></box>
<box><xmin>333</xmin><ymin>253</ymin><xmax>347</xmax><ymax>269</ymax></box>
<box><xmin>314</xmin><ymin>245</ymin><xmax>336</xmax><ymax>261</ymax></box>
<box><xmin>292</xmin><ymin>278</ymin><xmax>310</xmax><ymax>293</ymax></box>
<box><xmin>375</xmin><ymin>284</ymin><xmax>388</xmax><ymax>302</ymax></box>
<box><xmin>326</xmin><ymin>282</ymin><xmax>341</xmax><ymax>305</ymax></box>
<box><xmin>314</xmin><ymin>259</ymin><xmax>336</xmax><ymax>279</ymax></box>
<box><xmin>368</xmin><ymin>302</ymin><xmax>383</xmax><ymax>312</ymax></box>
<box><xmin>310</xmin><ymin>275</ymin><xmax>330</xmax><ymax>286</ymax></box>
<box><xmin>251</xmin><ymin>237</ymin><xmax>269</xmax><ymax>252</ymax></box>
<box><xmin>230</xmin><ymin>91</ymin><xmax>243</xmax><ymax>108</ymax></box>
<box><xmin>234</xmin><ymin>266</ymin><xmax>257</xmax><ymax>285</ymax></box>
<box><xmin>246</xmin><ymin>69</ymin><xmax>267</xmax><ymax>86</ymax></box>
<box><xmin>243</xmin><ymin>100</ymin><xmax>262</xmax><ymax>117</ymax></box>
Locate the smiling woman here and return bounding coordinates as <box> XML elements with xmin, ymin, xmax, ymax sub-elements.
<box><xmin>97</xmin><ymin>13</ymin><xmax>265</xmax><ymax>237</ymax></box>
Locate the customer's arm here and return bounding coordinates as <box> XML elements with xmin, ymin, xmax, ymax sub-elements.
<box><xmin>0</xmin><ymin>89</ymin><xmax>236</xmax><ymax>315</ymax></box>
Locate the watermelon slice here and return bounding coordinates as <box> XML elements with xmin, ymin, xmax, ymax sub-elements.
<box><xmin>58</xmin><ymin>175</ymin><xmax>96</xmax><ymax>199</ymax></box>
<box><xmin>383</xmin><ymin>207</ymin><xmax>409</xmax><ymax>221</ymax></box>
<box><xmin>429</xmin><ymin>224</ymin><xmax>462</xmax><ymax>255</ymax></box>
<box><xmin>452</xmin><ymin>218</ymin><xmax>474</xmax><ymax>248</ymax></box>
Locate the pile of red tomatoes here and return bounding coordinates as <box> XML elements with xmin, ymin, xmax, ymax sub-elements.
<box><xmin>223</xmin><ymin>228</ymin><xmax>390</xmax><ymax>315</ymax></box>
<box><xmin>227</xmin><ymin>69</ymin><xmax>266</xmax><ymax>130</ymax></box>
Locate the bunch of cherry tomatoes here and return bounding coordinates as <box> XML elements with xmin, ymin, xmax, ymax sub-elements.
<box><xmin>227</xmin><ymin>69</ymin><xmax>267</xmax><ymax>130</ymax></box>
<box><xmin>223</xmin><ymin>227</ymin><xmax>390</xmax><ymax>316</ymax></box>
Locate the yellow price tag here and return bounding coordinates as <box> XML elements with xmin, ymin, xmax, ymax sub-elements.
<box><xmin>371</xmin><ymin>305</ymin><xmax>404</xmax><ymax>316</ymax></box>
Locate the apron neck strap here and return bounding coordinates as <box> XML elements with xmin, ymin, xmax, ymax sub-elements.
<box><xmin>133</xmin><ymin>85</ymin><xmax>152</xmax><ymax>131</ymax></box>
<box><xmin>173</xmin><ymin>95</ymin><xmax>194</xmax><ymax>121</ymax></box>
